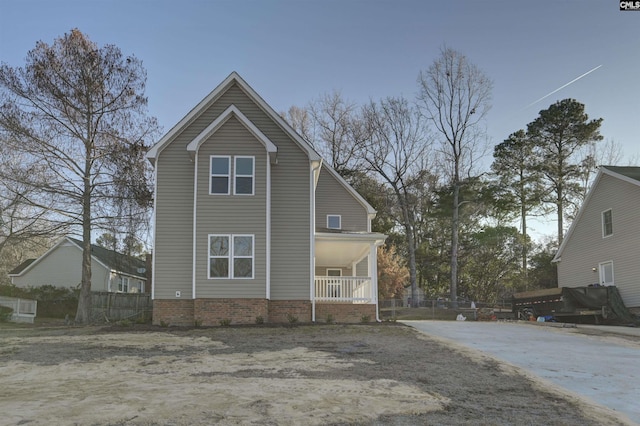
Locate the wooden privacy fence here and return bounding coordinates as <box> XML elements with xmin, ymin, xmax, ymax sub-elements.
<box><xmin>91</xmin><ymin>292</ymin><xmax>152</xmax><ymax>323</ymax></box>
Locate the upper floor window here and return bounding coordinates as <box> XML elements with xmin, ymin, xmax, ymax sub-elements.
<box><xmin>327</xmin><ymin>215</ymin><xmax>341</xmax><ymax>229</ymax></box>
<box><xmin>210</xmin><ymin>156</ymin><xmax>230</xmax><ymax>194</ymax></box>
<box><xmin>234</xmin><ymin>156</ymin><xmax>254</xmax><ymax>195</ymax></box>
<box><xmin>602</xmin><ymin>209</ymin><xmax>613</xmax><ymax>237</ymax></box>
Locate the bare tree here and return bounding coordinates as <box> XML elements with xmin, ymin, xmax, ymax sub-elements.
<box><xmin>308</xmin><ymin>91</ymin><xmax>368</xmax><ymax>174</ymax></box>
<box><xmin>362</xmin><ymin>96</ymin><xmax>431</xmax><ymax>307</ymax></box>
<box><xmin>417</xmin><ymin>47</ymin><xmax>492</xmax><ymax>307</ymax></box>
<box><xmin>0</xmin><ymin>29</ymin><xmax>158</xmax><ymax>323</ymax></box>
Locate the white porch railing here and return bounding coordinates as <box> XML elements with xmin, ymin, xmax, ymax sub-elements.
<box><xmin>314</xmin><ymin>276</ymin><xmax>373</xmax><ymax>303</ymax></box>
<box><xmin>0</xmin><ymin>296</ymin><xmax>38</xmax><ymax>323</ymax></box>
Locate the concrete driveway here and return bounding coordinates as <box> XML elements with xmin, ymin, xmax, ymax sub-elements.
<box><xmin>404</xmin><ymin>321</ymin><xmax>640</xmax><ymax>425</ymax></box>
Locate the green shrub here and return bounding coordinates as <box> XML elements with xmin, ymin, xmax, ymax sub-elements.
<box><xmin>159</xmin><ymin>320</ymin><xmax>169</xmax><ymax>328</ymax></box>
<box><xmin>219</xmin><ymin>318</ymin><xmax>231</xmax><ymax>327</ymax></box>
<box><xmin>0</xmin><ymin>306</ymin><xmax>13</xmax><ymax>322</ymax></box>
<box><xmin>325</xmin><ymin>314</ymin><xmax>334</xmax><ymax>324</ymax></box>
<box><xmin>360</xmin><ymin>314</ymin><xmax>371</xmax><ymax>323</ymax></box>
<box><xmin>255</xmin><ymin>315</ymin><xmax>264</xmax><ymax>324</ymax></box>
<box><xmin>286</xmin><ymin>313</ymin><xmax>298</xmax><ymax>324</ymax></box>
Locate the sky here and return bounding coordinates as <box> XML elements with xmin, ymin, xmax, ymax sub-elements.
<box><xmin>1</xmin><ymin>0</ymin><xmax>639</xmax><ymax>240</ymax></box>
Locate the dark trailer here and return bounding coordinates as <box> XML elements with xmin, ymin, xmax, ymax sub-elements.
<box><xmin>512</xmin><ymin>286</ymin><xmax>634</xmax><ymax>324</ymax></box>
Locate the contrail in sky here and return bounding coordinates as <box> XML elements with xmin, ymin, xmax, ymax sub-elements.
<box><xmin>525</xmin><ymin>64</ymin><xmax>603</xmax><ymax>109</ymax></box>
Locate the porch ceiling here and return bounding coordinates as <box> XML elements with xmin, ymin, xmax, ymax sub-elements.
<box><xmin>315</xmin><ymin>232</ymin><xmax>386</xmax><ymax>268</ymax></box>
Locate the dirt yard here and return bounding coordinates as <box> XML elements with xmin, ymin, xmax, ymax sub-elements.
<box><xmin>0</xmin><ymin>322</ymin><xmax>629</xmax><ymax>425</ymax></box>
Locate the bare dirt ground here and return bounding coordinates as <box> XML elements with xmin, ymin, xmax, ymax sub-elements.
<box><xmin>0</xmin><ymin>322</ymin><xmax>631</xmax><ymax>425</ymax></box>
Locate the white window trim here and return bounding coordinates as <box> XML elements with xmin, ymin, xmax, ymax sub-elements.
<box><xmin>327</xmin><ymin>214</ymin><xmax>341</xmax><ymax>230</ymax></box>
<box><xmin>210</xmin><ymin>155</ymin><xmax>231</xmax><ymax>195</ymax></box>
<box><xmin>208</xmin><ymin>234</ymin><xmax>254</xmax><ymax>280</ymax></box>
<box><xmin>602</xmin><ymin>209</ymin><xmax>613</xmax><ymax>238</ymax></box>
<box><xmin>234</xmin><ymin>156</ymin><xmax>255</xmax><ymax>196</ymax></box>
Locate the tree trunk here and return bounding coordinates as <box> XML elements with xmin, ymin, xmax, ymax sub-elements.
<box><xmin>75</xmin><ymin>141</ymin><xmax>93</xmax><ymax>324</ymax></box>
<box><xmin>557</xmin><ymin>185</ymin><xmax>564</xmax><ymax>245</ymax></box>
<box><xmin>521</xmin><ymin>197</ymin><xmax>528</xmax><ymax>290</ymax></box>
<box><xmin>450</xmin><ymin>182</ymin><xmax>459</xmax><ymax>309</ymax></box>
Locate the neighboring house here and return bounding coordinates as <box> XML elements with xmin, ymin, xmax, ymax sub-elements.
<box><xmin>146</xmin><ymin>72</ymin><xmax>386</xmax><ymax>326</ymax></box>
<box><xmin>8</xmin><ymin>237</ymin><xmax>147</xmax><ymax>293</ymax></box>
<box><xmin>553</xmin><ymin>166</ymin><xmax>640</xmax><ymax>311</ymax></box>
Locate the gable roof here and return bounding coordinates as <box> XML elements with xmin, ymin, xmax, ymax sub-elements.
<box><xmin>146</xmin><ymin>71</ymin><xmax>320</xmax><ymax>165</ymax></box>
<box><xmin>599</xmin><ymin>165</ymin><xmax>640</xmax><ymax>185</ymax></box>
<box><xmin>8</xmin><ymin>258</ymin><xmax>36</xmax><ymax>275</ymax></box>
<box><xmin>321</xmin><ymin>163</ymin><xmax>377</xmax><ymax>219</ymax></box>
<box><xmin>9</xmin><ymin>237</ymin><xmax>146</xmax><ymax>279</ymax></box>
<box><xmin>553</xmin><ymin>165</ymin><xmax>640</xmax><ymax>262</ymax></box>
<box><xmin>186</xmin><ymin>104</ymin><xmax>278</xmax><ymax>164</ymax></box>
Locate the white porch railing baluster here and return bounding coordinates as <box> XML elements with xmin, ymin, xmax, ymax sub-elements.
<box><xmin>314</xmin><ymin>276</ymin><xmax>372</xmax><ymax>303</ymax></box>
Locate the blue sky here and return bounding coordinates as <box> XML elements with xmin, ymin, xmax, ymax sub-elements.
<box><xmin>1</xmin><ymin>0</ymin><xmax>639</xmax><ymax>238</ymax></box>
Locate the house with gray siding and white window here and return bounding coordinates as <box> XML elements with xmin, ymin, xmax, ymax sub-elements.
<box><xmin>553</xmin><ymin>166</ymin><xmax>640</xmax><ymax>312</ymax></box>
<box><xmin>146</xmin><ymin>72</ymin><xmax>386</xmax><ymax>326</ymax></box>
<box><xmin>8</xmin><ymin>236</ymin><xmax>147</xmax><ymax>293</ymax></box>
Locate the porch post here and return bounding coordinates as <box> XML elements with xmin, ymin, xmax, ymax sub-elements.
<box><xmin>369</xmin><ymin>243</ymin><xmax>380</xmax><ymax>321</ymax></box>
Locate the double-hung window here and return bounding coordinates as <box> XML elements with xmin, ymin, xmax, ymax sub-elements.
<box><xmin>118</xmin><ymin>276</ymin><xmax>129</xmax><ymax>293</ymax></box>
<box><xmin>602</xmin><ymin>209</ymin><xmax>613</xmax><ymax>238</ymax></box>
<box><xmin>210</xmin><ymin>156</ymin><xmax>230</xmax><ymax>194</ymax></box>
<box><xmin>234</xmin><ymin>156</ymin><xmax>254</xmax><ymax>195</ymax></box>
<box><xmin>208</xmin><ymin>234</ymin><xmax>254</xmax><ymax>279</ymax></box>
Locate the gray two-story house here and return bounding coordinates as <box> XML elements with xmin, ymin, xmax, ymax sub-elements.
<box><xmin>553</xmin><ymin>166</ymin><xmax>640</xmax><ymax>312</ymax></box>
<box><xmin>146</xmin><ymin>72</ymin><xmax>386</xmax><ymax>326</ymax></box>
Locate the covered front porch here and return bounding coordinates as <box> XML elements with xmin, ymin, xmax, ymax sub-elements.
<box><xmin>313</xmin><ymin>231</ymin><xmax>386</xmax><ymax>320</ymax></box>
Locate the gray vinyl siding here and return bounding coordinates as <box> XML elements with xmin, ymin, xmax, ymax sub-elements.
<box><xmin>13</xmin><ymin>242</ymin><xmax>110</xmax><ymax>291</ymax></box>
<box><xmin>194</xmin><ymin>117</ymin><xmax>267</xmax><ymax>298</ymax></box>
<box><xmin>153</xmin><ymin>82</ymin><xmax>310</xmax><ymax>301</ymax></box>
<box><xmin>356</xmin><ymin>257</ymin><xmax>369</xmax><ymax>277</ymax></box>
<box><xmin>153</xmin><ymin>133</ymin><xmax>195</xmax><ymax>299</ymax></box>
<box><xmin>557</xmin><ymin>174</ymin><xmax>640</xmax><ymax>308</ymax></box>
<box><xmin>270</xmin><ymin>137</ymin><xmax>311</xmax><ymax>300</ymax></box>
<box><xmin>315</xmin><ymin>168</ymin><xmax>368</xmax><ymax>231</ymax></box>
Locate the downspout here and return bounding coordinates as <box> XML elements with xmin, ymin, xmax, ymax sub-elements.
<box><xmin>310</xmin><ymin>159</ymin><xmax>322</xmax><ymax>322</ymax></box>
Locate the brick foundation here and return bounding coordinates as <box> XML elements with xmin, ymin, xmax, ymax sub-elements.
<box><xmin>195</xmin><ymin>298</ymin><xmax>268</xmax><ymax>326</ymax></box>
<box><xmin>153</xmin><ymin>299</ymin><xmax>195</xmax><ymax>326</ymax></box>
<box><xmin>268</xmin><ymin>300</ymin><xmax>312</xmax><ymax>323</ymax></box>
<box><xmin>153</xmin><ymin>298</ymin><xmax>377</xmax><ymax>325</ymax></box>
<box><xmin>315</xmin><ymin>303</ymin><xmax>377</xmax><ymax>323</ymax></box>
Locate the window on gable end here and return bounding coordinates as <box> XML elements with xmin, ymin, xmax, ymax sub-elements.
<box><xmin>327</xmin><ymin>215</ymin><xmax>341</xmax><ymax>230</ymax></box>
<box><xmin>210</xmin><ymin>156</ymin><xmax>230</xmax><ymax>195</ymax></box>
<box><xmin>234</xmin><ymin>156</ymin><xmax>254</xmax><ymax>195</ymax></box>
<box><xmin>602</xmin><ymin>209</ymin><xmax>613</xmax><ymax>237</ymax></box>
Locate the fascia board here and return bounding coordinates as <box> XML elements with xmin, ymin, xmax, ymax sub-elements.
<box><xmin>186</xmin><ymin>105</ymin><xmax>277</xmax><ymax>159</ymax></box>
<box><xmin>146</xmin><ymin>72</ymin><xmax>238</xmax><ymax>164</ymax></box>
<box><xmin>601</xmin><ymin>166</ymin><xmax>640</xmax><ymax>188</ymax></box>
